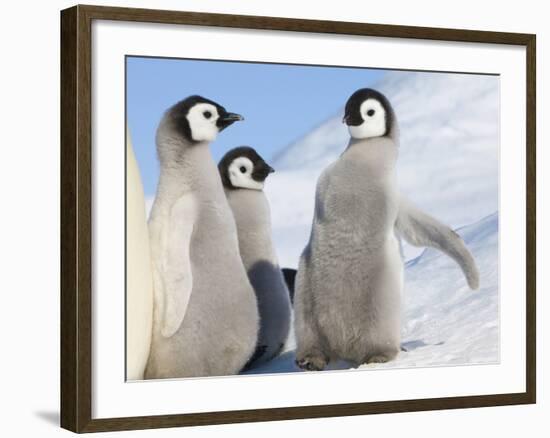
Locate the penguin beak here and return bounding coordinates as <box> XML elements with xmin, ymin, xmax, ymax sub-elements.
<box><xmin>217</xmin><ymin>112</ymin><xmax>244</xmax><ymax>131</ymax></box>
<box><xmin>252</xmin><ymin>162</ymin><xmax>275</xmax><ymax>181</ymax></box>
<box><xmin>342</xmin><ymin>113</ymin><xmax>362</xmax><ymax>126</ymax></box>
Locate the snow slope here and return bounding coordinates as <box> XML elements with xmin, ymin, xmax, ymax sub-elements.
<box><xmin>265</xmin><ymin>70</ymin><xmax>499</xmax><ymax>267</ymax></box>
<box><xmin>245</xmin><ymin>212</ymin><xmax>499</xmax><ymax>374</ymax></box>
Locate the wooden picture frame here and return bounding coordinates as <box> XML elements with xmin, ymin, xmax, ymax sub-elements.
<box><xmin>60</xmin><ymin>4</ymin><xmax>536</xmax><ymax>433</ymax></box>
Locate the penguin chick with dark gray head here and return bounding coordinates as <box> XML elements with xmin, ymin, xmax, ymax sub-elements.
<box><xmin>294</xmin><ymin>88</ymin><xmax>479</xmax><ymax>372</ymax></box>
<box><xmin>145</xmin><ymin>97</ymin><xmax>259</xmax><ymax>379</ymax></box>
<box><xmin>219</xmin><ymin>147</ymin><xmax>292</xmax><ymax>368</ymax></box>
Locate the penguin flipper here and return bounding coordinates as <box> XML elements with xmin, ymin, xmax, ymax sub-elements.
<box><xmin>159</xmin><ymin>194</ymin><xmax>196</xmax><ymax>337</ymax></box>
<box><xmin>396</xmin><ymin>197</ymin><xmax>480</xmax><ymax>290</ymax></box>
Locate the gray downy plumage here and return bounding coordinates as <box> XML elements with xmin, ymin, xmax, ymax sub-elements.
<box><xmin>219</xmin><ymin>147</ymin><xmax>292</xmax><ymax>368</ymax></box>
<box><xmin>396</xmin><ymin>197</ymin><xmax>480</xmax><ymax>290</ymax></box>
<box><xmin>294</xmin><ymin>88</ymin><xmax>479</xmax><ymax>371</ymax></box>
<box><xmin>144</xmin><ymin>97</ymin><xmax>259</xmax><ymax>379</ymax></box>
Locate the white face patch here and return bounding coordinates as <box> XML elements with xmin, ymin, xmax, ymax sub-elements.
<box><xmin>186</xmin><ymin>103</ymin><xmax>220</xmax><ymax>142</ymax></box>
<box><xmin>348</xmin><ymin>98</ymin><xmax>387</xmax><ymax>139</ymax></box>
<box><xmin>228</xmin><ymin>157</ymin><xmax>264</xmax><ymax>190</ymax></box>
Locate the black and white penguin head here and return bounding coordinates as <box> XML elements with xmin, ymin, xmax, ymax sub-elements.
<box><xmin>343</xmin><ymin>88</ymin><xmax>394</xmax><ymax>140</ymax></box>
<box><xmin>218</xmin><ymin>147</ymin><xmax>275</xmax><ymax>191</ymax></box>
<box><xmin>166</xmin><ymin>95</ymin><xmax>244</xmax><ymax>143</ymax></box>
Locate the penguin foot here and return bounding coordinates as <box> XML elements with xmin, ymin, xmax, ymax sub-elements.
<box><xmin>366</xmin><ymin>355</ymin><xmax>391</xmax><ymax>364</ymax></box>
<box><xmin>365</xmin><ymin>350</ymin><xmax>398</xmax><ymax>364</ymax></box>
<box><xmin>295</xmin><ymin>354</ymin><xmax>327</xmax><ymax>371</ymax></box>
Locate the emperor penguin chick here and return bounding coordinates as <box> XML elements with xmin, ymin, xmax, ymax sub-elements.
<box><xmin>219</xmin><ymin>147</ymin><xmax>292</xmax><ymax>367</ymax></box>
<box><xmin>145</xmin><ymin>96</ymin><xmax>259</xmax><ymax>379</ymax></box>
<box><xmin>294</xmin><ymin>88</ymin><xmax>479</xmax><ymax>372</ymax></box>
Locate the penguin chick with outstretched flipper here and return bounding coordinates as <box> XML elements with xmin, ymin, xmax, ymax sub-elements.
<box><xmin>145</xmin><ymin>97</ymin><xmax>259</xmax><ymax>379</ymax></box>
<box><xmin>294</xmin><ymin>88</ymin><xmax>479</xmax><ymax>372</ymax></box>
<box><xmin>219</xmin><ymin>147</ymin><xmax>292</xmax><ymax>368</ymax></box>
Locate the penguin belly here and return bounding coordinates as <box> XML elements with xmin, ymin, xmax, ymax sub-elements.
<box><xmin>126</xmin><ymin>132</ymin><xmax>154</xmax><ymax>380</ymax></box>
<box><xmin>313</xmin><ymin>232</ymin><xmax>402</xmax><ymax>365</ymax></box>
<box><xmin>145</xmin><ymin>202</ymin><xmax>259</xmax><ymax>379</ymax></box>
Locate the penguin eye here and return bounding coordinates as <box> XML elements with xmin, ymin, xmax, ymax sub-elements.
<box><xmin>367</xmin><ymin>109</ymin><xmax>375</xmax><ymax>117</ymax></box>
<box><xmin>239</xmin><ymin>166</ymin><xmax>247</xmax><ymax>174</ymax></box>
<box><xmin>203</xmin><ymin>110</ymin><xmax>212</xmax><ymax>119</ymax></box>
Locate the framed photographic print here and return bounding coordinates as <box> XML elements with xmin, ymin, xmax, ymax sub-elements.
<box><xmin>60</xmin><ymin>4</ymin><xmax>536</xmax><ymax>433</ymax></box>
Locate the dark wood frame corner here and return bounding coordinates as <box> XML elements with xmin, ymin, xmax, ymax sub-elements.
<box><xmin>60</xmin><ymin>4</ymin><xmax>536</xmax><ymax>433</ymax></box>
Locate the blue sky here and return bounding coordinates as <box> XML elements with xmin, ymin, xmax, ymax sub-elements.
<box><xmin>127</xmin><ymin>57</ymin><xmax>385</xmax><ymax>196</ymax></box>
